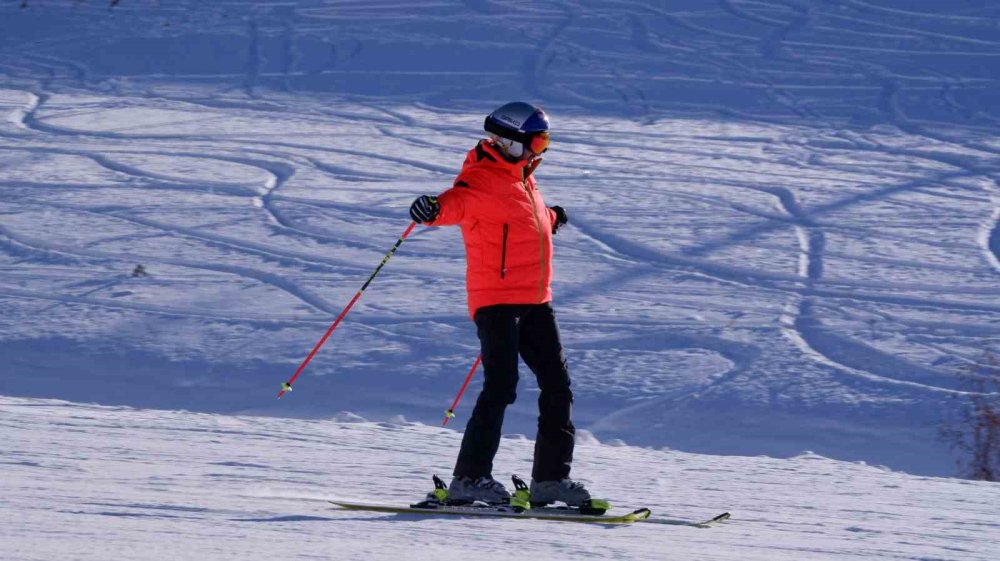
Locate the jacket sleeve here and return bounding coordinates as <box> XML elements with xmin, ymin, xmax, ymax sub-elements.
<box><xmin>426</xmin><ymin>180</ymin><xmax>474</xmax><ymax>227</ymax></box>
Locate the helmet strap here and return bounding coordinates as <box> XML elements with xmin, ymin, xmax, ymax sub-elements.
<box><xmin>525</xmin><ymin>156</ymin><xmax>543</xmax><ymax>177</ymax></box>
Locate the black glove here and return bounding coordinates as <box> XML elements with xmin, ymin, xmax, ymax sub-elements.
<box><xmin>550</xmin><ymin>205</ymin><xmax>568</xmax><ymax>234</ymax></box>
<box><xmin>409</xmin><ymin>195</ymin><xmax>440</xmax><ymax>224</ymax></box>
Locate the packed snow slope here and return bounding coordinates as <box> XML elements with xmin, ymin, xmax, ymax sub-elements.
<box><xmin>3</xmin><ymin>396</ymin><xmax>999</xmax><ymax>561</ymax></box>
<box><xmin>1</xmin><ymin>0</ymin><xmax>999</xmax><ymax>478</ymax></box>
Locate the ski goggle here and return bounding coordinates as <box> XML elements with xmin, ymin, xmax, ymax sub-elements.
<box><xmin>527</xmin><ymin>131</ymin><xmax>550</xmax><ymax>154</ymax></box>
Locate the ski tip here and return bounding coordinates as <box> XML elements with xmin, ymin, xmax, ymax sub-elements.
<box><xmin>691</xmin><ymin>512</ymin><xmax>731</xmax><ymax>528</ymax></box>
<box><xmin>631</xmin><ymin>508</ymin><xmax>652</xmax><ymax>521</ymax></box>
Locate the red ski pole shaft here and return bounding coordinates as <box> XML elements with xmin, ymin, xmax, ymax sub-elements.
<box><xmin>278</xmin><ymin>221</ymin><xmax>417</xmax><ymax>398</ymax></box>
<box><xmin>442</xmin><ymin>354</ymin><xmax>482</xmax><ymax>425</ymax></box>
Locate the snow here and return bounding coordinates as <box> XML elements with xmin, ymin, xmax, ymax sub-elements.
<box><xmin>3</xmin><ymin>396</ymin><xmax>998</xmax><ymax>561</ymax></box>
<box><xmin>1</xmin><ymin>1</ymin><xmax>999</xmax><ymax>559</ymax></box>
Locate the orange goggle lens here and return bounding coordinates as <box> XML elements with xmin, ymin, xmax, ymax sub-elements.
<box><xmin>528</xmin><ymin>131</ymin><xmax>550</xmax><ymax>154</ymax></box>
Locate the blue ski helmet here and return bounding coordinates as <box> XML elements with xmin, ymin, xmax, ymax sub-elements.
<box><xmin>484</xmin><ymin>101</ymin><xmax>550</xmax><ymax>159</ymax></box>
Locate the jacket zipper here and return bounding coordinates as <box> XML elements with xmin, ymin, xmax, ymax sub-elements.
<box><xmin>500</xmin><ymin>224</ymin><xmax>508</xmax><ymax>279</ymax></box>
<box><xmin>521</xmin><ymin>174</ymin><xmax>547</xmax><ymax>303</ymax></box>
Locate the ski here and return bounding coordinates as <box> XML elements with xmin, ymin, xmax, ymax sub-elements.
<box><xmin>329</xmin><ymin>475</ymin><xmax>728</xmax><ymax>526</ymax></box>
<box><xmin>330</xmin><ymin>500</ymin><xmax>653</xmax><ymax>524</ymax></box>
<box><xmin>330</xmin><ymin>501</ymin><xmax>731</xmax><ymax>527</ymax></box>
<box><xmin>645</xmin><ymin>511</ymin><xmax>731</xmax><ymax>528</ymax></box>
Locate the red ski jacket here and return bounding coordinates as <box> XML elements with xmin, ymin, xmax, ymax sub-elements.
<box><xmin>427</xmin><ymin>140</ymin><xmax>559</xmax><ymax>318</ymax></box>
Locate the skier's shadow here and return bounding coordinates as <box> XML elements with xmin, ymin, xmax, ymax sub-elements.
<box><xmin>235</xmin><ymin>512</ymin><xmax>639</xmax><ymax>528</ymax></box>
<box><xmin>233</xmin><ymin>514</ymin><xmax>340</xmax><ymax>522</ymax></box>
<box><xmin>323</xmin><ymin>511</ymin><xmax>635</xmax><ymax>528</ymax></box>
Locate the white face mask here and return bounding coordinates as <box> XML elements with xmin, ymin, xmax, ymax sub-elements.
<box><xmin>489</xmin><ymin>134</ymin><xmax>526</xmax><ymax>159</ymax></box>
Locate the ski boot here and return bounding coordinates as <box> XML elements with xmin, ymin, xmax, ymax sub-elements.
<box><xmin>445</xmin><ymin>475</ymin><xmax>511</xmax><ymax>505</ymax></box>
<box><xmin>529</xmin><ymin>477</ymin><xmax>610</xmax><ymax>514</ymax></box>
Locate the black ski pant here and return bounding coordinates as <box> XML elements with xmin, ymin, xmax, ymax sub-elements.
<box><xmin>453</xmin><ymin>303</ymin><xmax>575</xmax><ymax>482</ymax></box>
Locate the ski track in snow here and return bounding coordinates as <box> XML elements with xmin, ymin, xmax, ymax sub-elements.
<box><xmin>0</xmin><ymin>0</ymin><xmax>998</xmax><ymax>482</ymax></box>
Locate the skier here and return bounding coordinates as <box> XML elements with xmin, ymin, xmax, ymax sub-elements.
<box><xmin>408</xmin><ymin>102</ymin><xmax>591</xmax><ymax>507</ymax></box>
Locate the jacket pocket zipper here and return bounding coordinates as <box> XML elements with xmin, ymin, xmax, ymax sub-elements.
<box><xmin>500</xmin><ymin>224</ymin><xmax>509</xmax><ymax>279</ymax></box>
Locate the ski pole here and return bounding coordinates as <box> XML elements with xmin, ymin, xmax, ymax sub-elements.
<box><xmin>442</xmin><ymin>354</ymin><xmax>482</xmax><ymax>425</ymax></box>
<box><xmin>278</xmin><ymin>221</ymin><xmax>417</xmax><ymax>398</ymax></box>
